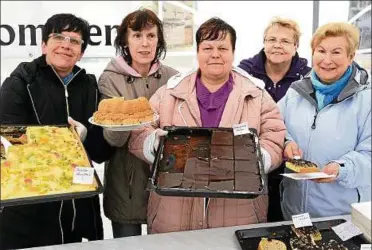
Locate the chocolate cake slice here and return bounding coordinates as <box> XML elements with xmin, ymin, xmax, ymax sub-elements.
<box><xmin>209</xmin><ymin>159</ymin><xmax>234</xmax><ymax>181</ymax></box>
<box><xmin>234</xmin><ymin>160</ymin><xmax>260</xmax><ymax>174</ymax></box>
<box><xmin>211</xmin><ymin>130</ymin><xmax>233</xmax><ymax>146</ymax></box>
<box><xmin>208</xmin><ymin>180</ymin><xmax>234</xmax><ymax>190</ymax></box>
<box><xmin>234</xmin><ymin>145</ymin><xmax>256</xmax><ymax>160</ymax></box>
<box><xmin>235</xmin><ymin>173</ymin><xmax>261</xmax><ymax>192</ymax></box>
<box><xmin>182</xmin><ymin>158</ymin><xmax>209</xmax><ymax>189</ymax></box>
<box><xmin>211</xmin><ymin>145</ymin><xmax>233</xmax><ymax>160</ymax></box>
<box><xmin>157</xmin><ymin>172</ymin><xmax>183</xmax><ymax>188</ymax></box>
<box><xmin>233</xmin><ymin>134</ymin><xmax>254</xmax><ymax>146</ymax></box>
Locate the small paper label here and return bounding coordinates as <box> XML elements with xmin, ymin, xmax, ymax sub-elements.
<box><xmin>232</xmin><ymin>122</ymin><xmax>249</xmax><ymax>136</ymax></box>
<box><xmin>73</xmin><ymin>167</ymin><xmax>94</xmax><ymax>185</ymax></box>
<box><xmin>361</xmin><ymin>244</ymin><xmax>371</xmax><ymax>250</ymax></box>
<box><xmin>292</xmin><ymin>213</ymin><xmax>313</xmax><ymax>228</ymax></box>
<box><xmin>331</xmin><ymin>221</ymin><xmax>363</xmax><ymax>241</ymax></box>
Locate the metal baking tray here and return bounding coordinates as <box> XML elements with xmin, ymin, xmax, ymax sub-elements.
<box><xmin>0</xmin><ymin>125</ymin><xmax>103</xmax><ymax>207</ymax></box>
<box><xmin>148</xmin><ymin>126</ymin><xmax>268</xmax><ymax>199</ymax></box>
<box><xmin>235</xmin><ymin>219</ymin><xmax>369</xmax><ymax>250</ymax></box>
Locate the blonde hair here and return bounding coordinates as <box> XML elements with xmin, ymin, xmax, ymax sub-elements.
<box><xmin>311</xmin><ymin>22</ymin><xmax>360</xmax><ymax>56</ymax></box>
<box><xmin>263</xmin><ymin>17</ymin><xmax>301</xmax><ymax>46</ymax></box>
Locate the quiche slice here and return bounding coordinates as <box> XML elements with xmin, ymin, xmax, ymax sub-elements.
<box><xmin>257</xmin><ymin>237</ymin><xmax>287</xmax><ymax>250</ymax></box>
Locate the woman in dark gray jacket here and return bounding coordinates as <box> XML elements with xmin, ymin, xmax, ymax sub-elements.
<box><xmin>98</xmin><ymin>9</ymin><xmax>178</xmax><ymax>238</ymax></box>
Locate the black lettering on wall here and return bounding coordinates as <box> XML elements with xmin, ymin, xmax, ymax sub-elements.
<box><xmin>105</xmin><ymin>25</ymin><xmax>119</xmax><ymax>46</ymax></box>
<box><xmin>0</xmin><ymin>25</ymin><xmax>15</xmax><ymax>45</ymax></box>
<box><xmin>89</xmin><ymin>25</ymin><xmax>102</xmax><ymax>46</ymax></box>
<box><xmin>19</xmin><ymin>24</ymin><xmax>44</xmax><ymax>45</ymax></box>
<box><xmin>1</xmin><ymin>23</ymin><xmax>117</xmax><ymax>46</ymax></box>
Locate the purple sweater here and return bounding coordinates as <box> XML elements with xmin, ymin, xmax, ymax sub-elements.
<box><xmin>196</xmin><ymin>74</ymin><xmax>233</xmax><ymax>127</ymax></box>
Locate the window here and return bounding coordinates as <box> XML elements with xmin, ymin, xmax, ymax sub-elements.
<box><xmin>349</xmin><ymin>1</ymin><xmax>371</xmax><ymax>73</ymax></box>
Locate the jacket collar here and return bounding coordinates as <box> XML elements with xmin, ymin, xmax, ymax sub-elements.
<box><xmin>169</xmin><ymin>69</ymin><xmax>263</xmax><ymax>127</ymax></box>
<box><xmin>169</xmin><ymin>69</ymin><xmax>262</xmax><ymax>100</ymax></box>
<box><xmin>291</xmin><ymin>62</ymin><xmax>370</xmax><ymax>106</ymax></box>
<box><xmin>249</xmin><ymin>49</ymin><xmax>309</xmax><ymax>78</ymax></box>
<box><xmin>106</xmin><ymin>56</ymin><xmax>161</xmax><ymax>77</ymax></box>
<box><xmin>38</xmin><ymin>54</ymin><xmax>82</xmax><ymax>75</ymax></box>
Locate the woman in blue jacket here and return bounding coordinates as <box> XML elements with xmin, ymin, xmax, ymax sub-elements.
<box><xmin>278</xmin><ymin>22</ymin><xmax>371</xmax><ymax>219</ymax></box>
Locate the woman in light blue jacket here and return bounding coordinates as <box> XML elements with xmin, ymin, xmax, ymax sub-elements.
<box><xmin>278</xmin><ymin>22</ymin><xmax>371</xmax><ymax>219</ymax></box>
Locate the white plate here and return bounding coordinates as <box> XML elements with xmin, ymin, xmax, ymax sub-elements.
<box><xmin>281</xmin><ymin>172</ymin><xmax>336</xmax><ymax>180</ymax></box>
<box><xmin>88</xmin><ymin>114</ymin><xmax>159</xmax><ymax>131</ymax></box>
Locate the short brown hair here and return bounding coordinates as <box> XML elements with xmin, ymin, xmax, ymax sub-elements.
<box><xmin>311</xmin><ymin>22</ymin><xmax>360</xmax><ymax>56</ymax></box>
<box><xmin>263</xmin><ymin>17</ymin><xmax>301</xmax><ymax>46</ymax></box>
<box><xmin>114</xmin><ymin>8</ymin><xmax>166</xmax><ymax>65</ymax></box>
<box><xmin>196</xmin><ymin>17</ymin><xmax>236</xmax><ymax>52</ymax></box>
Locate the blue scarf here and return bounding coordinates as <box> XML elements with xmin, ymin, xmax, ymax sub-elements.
<box><xmin>311</xmin><ymin>66</ymin><xmax>352</xmax><ymax>110</ymax></box>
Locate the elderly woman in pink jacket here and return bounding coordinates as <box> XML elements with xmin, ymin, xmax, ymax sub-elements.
<box><xmin>129</xmin><ymin>17</ymin><xmax>286</xmax><ymax>234</ymax></box>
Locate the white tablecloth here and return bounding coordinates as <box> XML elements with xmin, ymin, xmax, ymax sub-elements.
<box><xmin>26</xmin><ymin>215</ymin><xmax>351</xmax><ymax>250</ymax></box>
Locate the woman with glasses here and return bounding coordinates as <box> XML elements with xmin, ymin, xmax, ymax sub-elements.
<box><xmin>238</xmin><ymin>17</ymin><xmax>311</xmax><ymax>222</ymax></box>
<box><xmin>279</xmin><ymin>22</ymin><xmax>371</xmax><ymax>219</ymax></box>
<box><xmin>0</xmin><ymin>13</ymin><xmax>112</xmax><ymax>249</ymax></box>
<box><xmin>97</xmin><ymin>8</ymin><xmax>178</xmax><ymax>238</ymax></box>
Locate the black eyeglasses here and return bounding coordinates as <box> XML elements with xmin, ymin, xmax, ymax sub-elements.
<box><xmin>48</xmin><ymin>33</ymin><xmax>84</xmax><ymax>46</ymax></box>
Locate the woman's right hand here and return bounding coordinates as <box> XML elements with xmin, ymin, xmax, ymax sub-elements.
<box><xmin>284</xmin><ymin>141</ymin><xmax>303</xmax><ymax>159</ymax></box>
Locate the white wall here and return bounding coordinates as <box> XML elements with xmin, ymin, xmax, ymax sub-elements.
<box><xmin>1</xmin><ymin>1</ymin><xmax>137</xmax><ymax>82</ymax></box>
<box><xmin>195</xmin><ymin>1</ymin><xmax>314</xmax><ymax>66</ymax></box>
<box><xmin>1</xmin><ymin>1</ymin><xmax>352</xmax><ymax>84</ymax></box>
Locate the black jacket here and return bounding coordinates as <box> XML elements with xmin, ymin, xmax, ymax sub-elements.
<box><xmin>0</xmin><ymin>55</ymin><xmax>112</xmax><ymax>249</ymax></box>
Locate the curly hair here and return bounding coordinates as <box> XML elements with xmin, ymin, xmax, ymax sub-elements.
<box><xmin>263</xmin><ymin>17</ymin><xmax>302</xmax><ymax>47</ymax></box>
<box><xmin>114</xmin><ymin>8</ymin><xmax>166</xmax><ymax>65</ymax></box>
<box><xmin>311</xmin><ymin>22</ymin><xmax>360</xmax><ymax>57</ymax></box>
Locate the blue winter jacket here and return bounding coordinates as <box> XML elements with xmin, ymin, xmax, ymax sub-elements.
<box><xmin>278</xmin><ymin>63</ymin><xmax>371</xmax><ymax>219</ymax></box>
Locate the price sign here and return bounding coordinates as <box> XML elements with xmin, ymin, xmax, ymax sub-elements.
<box><xmin>331</xmin><ymin>221</ymin><xmax>363</xmax><ymax>241</ymax></box>
<box><xmin>292</xmin><ymin>213</ymin><xmax>313</xmax><ymax>228</ymax></box>
<box><xmin>232</xmin><ymin>122</ymin><xmax>249</xmax><ymax>136</ymax></box>
<box><xmin>73</xmin><ymin>167</ymin><xmax>94</xmax><ymax>185</ymax></box>
<box><xmin>361</xmin><ymin>244</ymin><xmax>371</xmax><ymax>250</ymax></box>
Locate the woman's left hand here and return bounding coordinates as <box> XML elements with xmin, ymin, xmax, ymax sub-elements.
<box><xmin>312</xmin><ymin>162</ymin><xmax>340</xmax><ymax>183</ymax></box>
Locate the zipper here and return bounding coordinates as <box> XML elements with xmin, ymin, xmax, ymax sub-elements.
<box><xmin>144</xmin><ymin>77</ymin><xmax>149</xmax><ymax>89</ymax></box>
<box><xmin>311</xmin><ymin>110</ymin><xmax>318</xmax><ymax>129</ymax></box>
<box><xmin>356</xmin><ymin>188</ymin><xmax>361</xmax><ymax>202</ymax></box>
<box><xmin>50</xmin><ymin>66</ymin><xmax>82</xmax><ymax>119</ymax></box>
<box><xmin>128</xmin><ymin>166</ymin><xmax>134</xmax><ymax>199</ymax></box>
<box><xmin>91</xmin><ymin>198</ymin><xmax>99</xmax><ymax>240</ymax></box>
<box><xmin>303</xmin><ymin>94</ymin><xmax>357</xmax><ymax>212</ymax></box>
<box><xmin>310</xmin><ymin>93</ymin><xmax>356</xmax><ymax>130</ymax></box>
<box><xmin>64</xmin><ymin>85</ymin><xmax>70</xmax><ymax>117</ymax></box>
<box><xmin>95</xmin><ymin>89</ymin><xmax>98</xmax><ymax>110</ymax></box>
<box><xmin>26</xmin><ymin>84</ymin><xmax>42</xmax><ymax>124</ymax></box>
<box><xmin>59</xmin><ymin>200</ymin><xmax>65</xmax><ymax>244</ymax></box>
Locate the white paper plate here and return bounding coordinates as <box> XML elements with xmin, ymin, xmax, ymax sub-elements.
<box><xmin>281</xmin><ymin>172</ymin><xmax>336</xmax><ymax>180</ymax></box>
<box><xmin>88</xmin><ymin>114</ymin><xmax>159</xmax><ymax>131</ymax></box>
